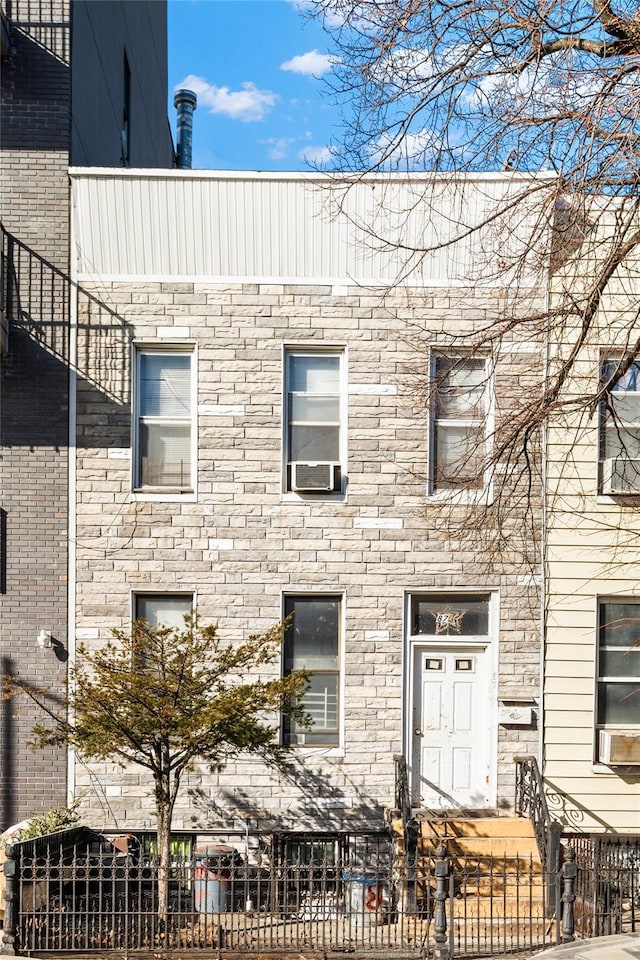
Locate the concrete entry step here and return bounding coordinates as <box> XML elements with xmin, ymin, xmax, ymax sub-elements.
<box><xmin>401</xmin><ymin>812</ymin><xmax>545</xmax><ymax>910</ymax></box>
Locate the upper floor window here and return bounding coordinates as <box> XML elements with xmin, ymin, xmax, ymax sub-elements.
<box><xmin>134</xmin><ymin>348</ymin><xmax>194</xmax><ymax>492</ymax></box>
<box><xmin>430</xmin><ymin>355</ymin><xmax>488</xmax><ymax>493</ymax></box>
<box><xmin>600</xmin><ymin>359</ymin><xmax>640</xmax><ymax>495</ymax></box>
<box><xmin>284</xmin><ymin>350</ymin><xmax>344</xmax><ymax>494</ymax></box>
<box><xmin>121</xmin><ymin>51</ymin><xmax>131</xmax><ymax>166</ymax></box>
<box><xmin>282</xmin><ymin>595</ymin><xmax>341</xmax><ymax>747</ymax></box>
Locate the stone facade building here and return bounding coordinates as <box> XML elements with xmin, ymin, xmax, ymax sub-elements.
<box><xmin>68</xmin><ymin>169</ymin><xmax>545</xmax><ymax>834</ymax></box>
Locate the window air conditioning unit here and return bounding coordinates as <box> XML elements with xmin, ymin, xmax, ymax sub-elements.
<box><xmin>602</xmin><ymin>457</ymin><xmax>640</xmax><ymax>494</ymax></box>
<box><xmin>291</xmin><ymin>462</ymin><xmax>338</xmax><ymax>492</ymax></box>
<box><xmin>599</xmin><ymin>730</ymin><xmax>640</xmax><ymax>765</ymax></box>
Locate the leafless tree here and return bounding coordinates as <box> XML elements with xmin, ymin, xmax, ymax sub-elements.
<box><xmin>310</xmin><ymin>0</ymin><xmax>640</xmax><ymax>554</ymax></box>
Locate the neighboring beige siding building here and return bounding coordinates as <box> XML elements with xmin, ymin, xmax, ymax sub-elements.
<box><xmin>544</xmin><ymin>202</ymin><xmax>640</xmax><ymax>834</ymax></box>
<box><xmin>68</xmin><ymin>169</ymin><xmax>545</xmax><ymax>834</ymax></box>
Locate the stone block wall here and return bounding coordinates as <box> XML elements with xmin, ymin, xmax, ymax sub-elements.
<box><xmin>73</xmin><ymin>279</ymin><xmax>544</xmax><ymax>833</ymax></box>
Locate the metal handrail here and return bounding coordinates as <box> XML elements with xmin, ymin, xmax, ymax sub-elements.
<box><xmin>393</xmin><ymin>754</ymin><xmax>418</xmax><ymax>914</ymax></box>
<box><xmin>515</xmin><ymin>756</ymin><xmax>551</xmax><ymax>852</ymax></box>
<box><xmin>394</xmin><ymin>754</ymin><xmax>411</xmax><ymax>824</ymax></box>
<box><xmin>515</xmin><ymin>754</ymin><xmax>563</xmax><ymax>916</ymax></box>
<box><xmin>1</xmin><ymin>223</ymin><xmax>11</xmax><ymax>354</ymax></box>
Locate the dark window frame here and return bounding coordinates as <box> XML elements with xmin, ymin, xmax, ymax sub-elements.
<box><xmin>282</xmin><ymin>594</ymin><xmax>342</xmax><ymax>748</ymax></box>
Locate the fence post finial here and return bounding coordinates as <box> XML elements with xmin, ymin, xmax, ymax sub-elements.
<box><xmin>434</xmin><ymin>843</ymin><xmax>449</xmax><ymax>959</ymax></box>
<box><xmin>1</xmin><ymin>842</ymin><xmax>18</xmax><ymax>955</ymax></box>
<box><xmin>561</xmin><ymin>845</ymin><xmax>577</xmax><ymax>943</ymax></box>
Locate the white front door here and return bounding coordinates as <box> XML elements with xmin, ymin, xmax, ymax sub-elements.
<box><xmin>412</xmin><ymin>646</ymin><xmax>491</xmax><ymax>809</ymax></box>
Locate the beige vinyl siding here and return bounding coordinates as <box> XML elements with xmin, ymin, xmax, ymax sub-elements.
<box><xmin>545</xmin><ymin>218</ymin><xmax>640</xmax><ymax>832</ymax></box>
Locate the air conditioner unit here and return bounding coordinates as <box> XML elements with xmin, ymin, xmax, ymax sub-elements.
<box><xmin>602</xmin><ymin>457</ymin><xmax>640</xmax><ymax>494</ymax></box>
<box><xmin>599</xmin><ymin>730</ymin><xmax>640</xmax><ymax>765</ymax></box>
<box><xmin>291</xmin><ymin>462</ymin><xmax>338</xmax><ymax>492</ymax></box>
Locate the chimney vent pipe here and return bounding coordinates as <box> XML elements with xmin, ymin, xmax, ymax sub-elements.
<box><xmin>174</xmin><ymin>88</ymin><xmax>197</xmax><ymax>169</ymax></box>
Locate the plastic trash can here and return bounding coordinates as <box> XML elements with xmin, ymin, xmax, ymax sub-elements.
<box><xmin>194</xmin><ymin>844</ymin><xmax>236</xmax><ymax>914</ymax></box>
<box><xmin>342</xmin><ymin>869</ymin><xmax>383</xmax><ymax>923</ymax></box>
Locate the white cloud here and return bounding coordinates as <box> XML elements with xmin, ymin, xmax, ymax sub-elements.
<box><xmin>461</xmin><ymin>47</ymin><xmax>606</xmax><ymax>116</ymax></box>
<box><xmin>261</xmin><ymin>136</ymin><xmax>296</xmax><ymax>160</ymax></box>
<box><xmin>286</xmin><ymin>0</ymin><xmax>344</xmax><ymax>28</ymax></box>
<box><xmin>176</xmin><ymin>75</ymin><xmax>276</xmax><ymax>123</ymax></box>
<box><xmin>281</xmin><ymin>49</ymin><xmax>336</xmax><ymax>77</ymax></box>
<box><xmin>299</xmin><ymin>144</ymin><xmax>336</xmax><ymax>165</ymax></box>
<box><xmin>375</xmin><ymin>47</ymin><xmax>433</xmax><ymax>88</ymax></box>
<box><xmin>369</xmin><ymin>129</ymin><xmax>441</xmax><ymax>170</ymax></box>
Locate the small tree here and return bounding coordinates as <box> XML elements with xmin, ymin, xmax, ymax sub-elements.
<box><xmin>5</xmin><ymin>618</ymin><xmax>308</xmax><ymax>926</ymax></box>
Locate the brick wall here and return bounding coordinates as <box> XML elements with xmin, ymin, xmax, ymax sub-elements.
<box><xmin>72</xmin><ymin>279</ymin><xmax>543</xmax><ymax>833</ymax></box>
<box><xmin>0</xmin><ymin>0</ymin><xmax>72</xmax><ymax>826</ymax></box>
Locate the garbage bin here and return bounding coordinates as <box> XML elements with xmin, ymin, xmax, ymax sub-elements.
<box><xmin>194</xmin><ymin>844</ymin><xmax>237</xmax><ymax>914</ymax></box>
<box><xmin>342</xmin><ymin>869</ymin><xmax>383</xmax><ymax>924</ymax></box>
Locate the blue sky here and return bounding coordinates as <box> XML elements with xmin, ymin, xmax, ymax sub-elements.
<box><xmin>168</xmin><ymin>0</ymin><xmax>340</xmax><ymax>171</ymax></box>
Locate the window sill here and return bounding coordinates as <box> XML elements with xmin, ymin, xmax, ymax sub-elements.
<box><xmin>281</xmin><ymin>490</ymin><xmax>347</xmax><ymax>504</ymax></box>
<box><xmin>286</xmin><ymin>746</ymin><xmax>345</xmax><ymax>759</ymax></box>
<box><xmin>591</xmin><ymin>762</ymin><xmax>640</xmax><ymax>774</ymax></box>
<box><xmin>131</xmin><ymin>489</ymin><xmax>197</xmax><ymax>503</ymax></box>
<box><xmin>425</xmin><ymin>487</ymin><xmax>493</xmax><ymax>507</ymax></box>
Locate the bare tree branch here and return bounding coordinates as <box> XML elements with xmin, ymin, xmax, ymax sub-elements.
<box><xmin>308</xmin><ymin>0</ymin><xmax>640</xmax><ymax>553</ymax></box>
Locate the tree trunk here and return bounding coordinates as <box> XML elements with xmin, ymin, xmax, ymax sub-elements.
<box><xmin>155</xmin><ymin>790</ymin><xmax>174</xmax><ymax>931</ymax></box>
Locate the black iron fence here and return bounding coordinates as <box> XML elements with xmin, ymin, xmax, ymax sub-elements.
<box><xmin>2</xmin><ymin>828</ymin><xmax>637</xmax><ymax>957</ymax></box>
<box><xmin>567</xmin><ymin>835</ymin><xmax>639</xmax><ymax>939</ymax></box>
<box><xmin>1</xmin><ymin>829</ymin><xmax>548</xmax><ymax>958</ymax></box>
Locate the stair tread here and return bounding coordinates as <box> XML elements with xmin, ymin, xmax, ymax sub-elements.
<box><xmin>419</xmin><ymin>816</ymin><xmax>537</xmax><ymax>840</ymax></box>
<box><xmin>420</xmin><ymin>840</ymin><xmax>539</xmax><ymax>856</ymax></box>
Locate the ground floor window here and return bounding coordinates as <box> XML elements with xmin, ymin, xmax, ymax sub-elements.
<box><xmin>282</xmin><ymin>595</ymin><xmax>341</xmax><ymax>747</ymax></box>
<box><xmin>134</xmin><ymin>594</ymin><xmax>193</xmax><ymax>629</ymax></box>
<box><xmin>597</xmin><ymin>600</ymin><xmax>640</xmax><ymax>728</ymax></box>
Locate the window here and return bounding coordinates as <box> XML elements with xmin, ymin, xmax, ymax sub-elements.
<box><xmin>134</xmin><ymin>349</ymin><xmax>194</xmax><ymax>491</ymax></box>
<box><xmin>597</xmin><ymin>601</ymin><xmax>640</xmax><ymax>730</ymax></box>
<box><xmin>121</xmin><ymin>51</ymin><xmax>131</xmax><ymax>166</ymax></box>
<box><xmin>135</xmin><ymin>594</ymin><xmax>193</xmax><ymax>628</ymax></box>
<box><xmin>411</xmin><ymin>593</ymin><xmax>490</xmax><ymax>638</ymax></box>
<box><xmin>132</xmin><ymin>594</ymin><xmax>193</xmax><ymax>670</ymax></box>
<box><xmin>600</xmin><ymin>359</ymin><xmax>640</xmax><ymax>494</ymax></box>
<box><xmin>430</xmin><ymin>355</ymin><xmax>488</xmax><ymax>492</ymax></box>
<box><xmin>283</xmin><ymin>595</ymin><xmax>341</xmax><ymax>746</ymax></box>
<box><xmin>284</xmin><ymin>350</ymin><xmax>343</xmax><ymax>493</ymax></box>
